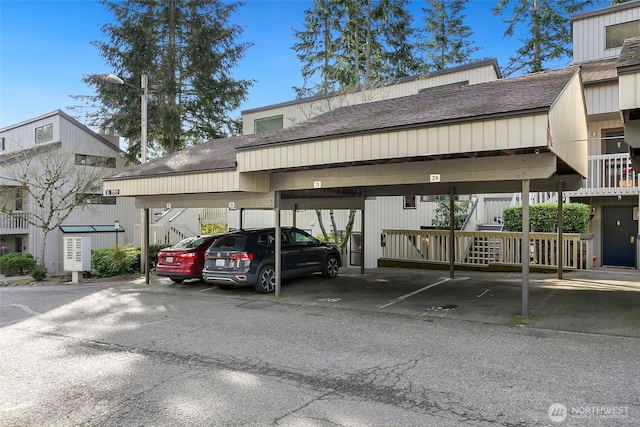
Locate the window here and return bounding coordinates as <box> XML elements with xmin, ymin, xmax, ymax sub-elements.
<box><xmin>0</xmin><ymin>137</ymin><xmax>5</xmax><ymax>151</ymax></box>
<box><xmin>35</xmin><ymin>123</ymin><xmax>53</xmax><ymax>143</ymax></box>
<box><xmin>606</xmin><ymin>20</ymin><xmax>640</xmax><ymax>49</ymax></box>
<box><xmin>257</xmin><ymin>232</ymin><xmax>290</xmax><ymax>246</ymax></box>
<box><xmin>419</xmin><ymin>81</ymin><xmax>468</xmax><ymax>94</ymax></box>
<box><xmin>15</xmin><ymin>189</ymin><xmax>23</xmax><ymax>211</ymax></box>
<box><xmin>75</xmin><ymin>154</ymin><xmax>116</xmax><ymax>168</ymax></box>
<box><xmin>290</xmin><ymin>230</ymin><xmax>315</xmax><ymax>245</ymax></box>
<box><xmin>254</xmin><ymin>115</ymin><xmax>283</xmax><ymax>133</ymax></box>
<box><xmin>76</xmin><ymin>193</ymin><xmax>117</xmax><ymax>205</ymax></box>
<box><xmin>404</xmin><ymin>196</ymin><xmax>417</xmax><ymax>209</ymax></box>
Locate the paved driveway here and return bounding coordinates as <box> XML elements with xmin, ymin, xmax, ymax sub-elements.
<box><xmin>169</xmin><ymin>267</ymin><xmax>640</xmax><ymax>337</ymax></box>
<box><xmin>1</xmin><ymin>268</ymin><xmax>639</xmax><ymax>425</ymax></box>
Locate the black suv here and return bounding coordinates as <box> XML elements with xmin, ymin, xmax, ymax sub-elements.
<box><xmin>202</xmin><ymin>227</ymin><xmax>341</xmax><ymax>293</ymax></box>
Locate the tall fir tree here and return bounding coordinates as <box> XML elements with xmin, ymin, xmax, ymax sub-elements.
<box><xmin>419</xmin><ymin>0</ymin><xmax>480</xmax><ymax>71</ymax></box>
<box><xmin>493</xmin><ymin>0</ymin><xmax>596</xmax><ymax>76</ymax></box>
<box><xmin>73</xmin><ymin>0</ymin><xmax>253</xmax><ymax>160</ymax></box>
<box><xmin>291</xmin><ymin>0</ymin><xmax>418</xmax><ymax>251</ymax></box>
<box><xmin>292</xmin><ymin>0</ymin><xmax>419</xmax><ymax>97</ymax></box>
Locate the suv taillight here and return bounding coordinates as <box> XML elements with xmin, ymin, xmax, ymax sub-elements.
<box><xmin>230</xmin><ymin>252</ymin><xmax>253</xmax><ymax>261</ymax></box>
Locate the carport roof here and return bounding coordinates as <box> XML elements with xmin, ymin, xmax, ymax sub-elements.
<box><xmin>106</xmin><ymin>66</ymin><xmax>579</xmax><ymax>181</ymax></box>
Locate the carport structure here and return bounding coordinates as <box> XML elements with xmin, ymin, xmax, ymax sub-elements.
<box><xmin>103</xmin><ymin>66</ymin><xmax>588</xmax><ymax>316</ymax></box>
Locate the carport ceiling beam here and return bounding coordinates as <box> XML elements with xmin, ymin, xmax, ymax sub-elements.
<box><xmin>269</xmin><ymin>153</ymin><xmax>558</xmax><ymax>191</ymax></box>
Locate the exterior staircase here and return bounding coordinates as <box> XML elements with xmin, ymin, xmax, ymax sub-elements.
<box><xmin>465</xmin><ymin>224</ymin><xmax>504</xmax><ymax>264</ymax></box>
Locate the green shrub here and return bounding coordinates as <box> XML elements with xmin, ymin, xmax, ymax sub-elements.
<box><xmin>30</xmin><ymin>265</ymin><xmax>47</xmax><ymax>280</ymax></box>
<box><xmin>0</xmin><ymin>253</ymin><xmax>37</xmax><ymax>276</ymax></box>
<box><xmin>503</xmin><ymin>203</ymin><xmax>589</xmax><ymax>233</ymax></box>
<box><xmin>91</xmin><ymin>246</ymin><xmax>140</xmax><ymax>278</ymax></box>
<box><xmin>148</xmin><ymin>244</ymin><xmax>171</xmax><ymax>268</ymax></box>
<box><xmin>201</xmin><ymin>223</ymin><xmax>227</xmax><ymax>234</ymax></box>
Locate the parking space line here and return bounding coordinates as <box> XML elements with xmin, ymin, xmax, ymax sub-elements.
<box><xmin>199</xmin><ymin>287</ymin><xmax>217</xmax><ymax>292</ymax></box>
<box><xmin>378</xmin><ymin>277</ymin><xmax>451</xmax><ymax>308</ymax></box>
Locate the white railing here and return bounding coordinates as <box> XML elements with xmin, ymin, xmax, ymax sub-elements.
<box><xmin>134</xmin><ymin>223</ymin><xmax>199</xmax><ymax>247</ymax></box>
<box><xmin>511</xmin><ymin>191</ymin><xmax>557</xmax><ymax>206</ymax></box>
<box><xmin>0</xmin><ymin>212</ymin><xmax>30</xmax><ymax>232</ymax></box>
<box><xmin>381</xmin><ymin>229</ymin><xmax>593</xmax><ymax>270</ymax></box>
<box><xmin>572</xmin><ymin>153</ymin><xmax>638</xmax><ymax>196</ymax></box>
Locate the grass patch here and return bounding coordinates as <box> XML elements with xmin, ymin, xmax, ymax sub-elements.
<box><xmin>508</xmin><ymin>314</ymin><xmax>535</xmax><ymax>326</ymax></box>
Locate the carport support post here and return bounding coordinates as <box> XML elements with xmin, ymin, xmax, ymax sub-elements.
<box><xmin>293</xmin><ymin>203</ymin><xmax>297</xmax><ymax>228</ymax></box>
<box><xmin>522</xmin><ymin>179</ymin><xmax>530</xmax><ymax>317</ymax></box>
<box><xmin>557</xmin><ymin>181</ymin><xmax>564</xmax><ymax>280</ymax></box>
<box><xmin>275</xmin><ymin>191</ymin><xmax>282</xmax><ymax>297</ymax></box>
<box><xmin>145</xmin><ymin>208</ymin><xmax>150</xmax><ymax>284</ymax></box>
<box><xmin>361</xmin><ymin>202</ymin><xmax>365</xmax><ymax>275</ymax></box>
<box><xmin>449</xmin><ymin>186</ymin><xmax>455</xmax><ymax>279</ymax></box>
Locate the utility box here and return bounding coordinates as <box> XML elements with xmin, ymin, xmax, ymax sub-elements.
<box><xmin>63</xmin><ymin>237</ymin><xmax>91</xmax><ymax>282</ymax></box>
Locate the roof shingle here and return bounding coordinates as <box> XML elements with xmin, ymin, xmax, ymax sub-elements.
<box><xmin>107</xmin><ymin>67</ymin><xmax>579</xmax><ymax>180</ymax></box>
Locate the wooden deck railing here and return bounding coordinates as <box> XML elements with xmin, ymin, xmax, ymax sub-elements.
<box><xmin>381</xmin><ymin>229</ymin><xmax>594</xmax><ymax>270</ymax></box>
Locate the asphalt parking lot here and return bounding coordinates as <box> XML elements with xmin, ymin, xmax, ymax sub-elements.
<box><xmin>3</xmin><ymin>266</ymin><xmax>639</xmax><ymax>425</ymax></box>
<box><xmin>157</xmin><ymin>266</ymin><xmax>640</xmax><ymax>337</ymax></box>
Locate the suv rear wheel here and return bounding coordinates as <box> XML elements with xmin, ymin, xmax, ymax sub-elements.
<box><xmin>255</xmin><ymin>265</ymin><xmax>276</xmax><ymax>293</ymax></box>
<box><xmin>322</xmin><ymin>255</ymin><xmax>339</xmax><ymax>278</ymax></box>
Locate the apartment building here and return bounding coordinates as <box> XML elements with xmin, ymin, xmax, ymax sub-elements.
<box><xmin>233</xmin><ymin>1</ymin><xmax>640</xmax><ymax>270</ymax></box>
<box><xmin>566</xmin><ymin>0</ymin><xmax>640</xmax><ymax>268</ymax></box>
<box><xmin>0</xmin><ymin>110</ymin><xmax>137</xmax><ymax>274</ymax></box>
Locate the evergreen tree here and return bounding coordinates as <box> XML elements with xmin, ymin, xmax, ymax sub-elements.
<box><xmin>73</xmin><ymin>0</ymin><xmax>252</xmax><ymax>160</ymax></box>
<box><xmin>292</xmin><ymin>0</ymin><xmax>418</xmax><ymax>252</ymax></box>
<box><xmin>419</xmin><ymin>0</ymin><xmax>480</xmax><ymax>70</ymax></box>
<box><xmin>292</xmin><ymin>0</ymin><xmax>419</xmax><ymax>96</ymax></box>
<box><xmin>493</xmin><ymin>0</ymin><xmax>596</xmax><ymax>76</ymax></box>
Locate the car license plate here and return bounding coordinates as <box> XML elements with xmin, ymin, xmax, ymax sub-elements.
<box><xmin>215</xmin><ymin>259</ymin><xmax>225</xmax><ymax>267</ymax></box>
<box><xmin>166</xmin><ymin>256</ymin><xmax>173</xmax><ymax>263</ymax></box>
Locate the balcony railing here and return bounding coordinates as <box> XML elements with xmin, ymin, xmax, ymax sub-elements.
<box><xmin>381</xmin><ymin>229</ymin><xmax>594</xmax><ymax>270</ymax></box>
<box><xmin>571</xmin><ymin>153</ymin><xmax>639</xmax><ymax>196</ymax></box>
<box><xmin>0</xmin><ymin>212</ymin><xmax>30</xmax><ymax>233</ymax></box>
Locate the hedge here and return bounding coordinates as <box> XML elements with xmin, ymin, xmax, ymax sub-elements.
<box><xmin>502</xmin><ymin>203</ymin><xmax>590</xmax><ymax>233</ymax></box>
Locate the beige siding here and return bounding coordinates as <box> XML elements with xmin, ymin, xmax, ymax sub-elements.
<box><xmin>237</xmin><ymin>115</ymin><xmax>549</xmax><ymax>173</ymax></box>
<box><xmin>584</xmin><ymin>82</ymin><xmax>620</xmax><ymax>116</ymax></box>
<box><xmin>242</xmin><ymin>63</ymin><xmax>499</xmax><ymax>135</ymax></box>
<box><xmin>104</xmin><ymin>171</ymin><xmax>271</xmax><ymax>198</ymax></box>
<box><xmin>588</xmin><ymin>118</ymin><xmax>625</xmax><ymax>155</ymax></box>
<box><xmin>619</xmin><ymin>73</ymin><xmax>640</xmax><ymax>110</ymax></box>
<box><xmin>573</xmin><ymin>5</ymin><xmax>640</xmax><ymax>63</ymax></box>
<box><xmin>549</xmin><ymin>72</ymin><xmax>589</xmax><ymax>177</ymax></box>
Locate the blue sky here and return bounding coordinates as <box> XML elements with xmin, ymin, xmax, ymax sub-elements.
<box><xmin>0</xmin><ymin>0</ymin><xmax>609</xmax><ymax>129</ymax></box>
